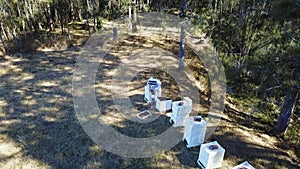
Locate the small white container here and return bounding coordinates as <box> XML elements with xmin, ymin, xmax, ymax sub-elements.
<box><xmin>182</xmin><ymin>116</ymin><xmax>207</xmax><ymax>148</ymax></box>
<box><xmin>156</xmin><ymin>97</ymin><xmax>172</xmax><ymax>112</ymax></box>
<box><xmin>232</xmin><ymin>161</ymin><xmax>255</xmax><ymax>169</ymax></box>
<box><xmin>170</xmin><ymin>97</ymin><xmax>192</xmax><ymax>127</ymax></box>
<box><xmin>197</xmin><ymin>141</ymin><xmax>225</xmax><ymax>169</ymax></box>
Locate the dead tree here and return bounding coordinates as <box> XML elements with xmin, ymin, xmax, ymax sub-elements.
<box><xmin>274</xmin><ymin>91</ymin><xmax>298</xmax><ymax>135</ymax></box>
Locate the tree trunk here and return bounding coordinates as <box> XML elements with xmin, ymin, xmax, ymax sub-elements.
<box><xmin>181</xmin><ymin>0</ymin><xmax>187</xmax><ymax>17</ymax></box>
<box><xmin>47</xmin><ymin>3</ymin><xmax>54</xmax><ymax>31</ymax></box>
<box><xmin>179</xmin><ymin>24</ymin><xmax>185</xmax><ymax>69</ymax></box>
<box><xmin>134</xmin><ymin>0</ymin><xmax>137</xmax><ymax>23</ymax></box>
<box><xmin>1</xmin><ymin>23</ymin><xmax>8</xmax><ymax>41</ymax></box>
<box><xmin>79</xmin><ymin>8</ymin><xmax>82</xmax><ymax>21</ymax></box>
<box><xmin>22</xmin><ymin>20</ymin><xmax>27</xmax><ymax>42</ymax></box>
<box><xmin>86</xmin><ymin>13</ymin><xmax>90</xmax><ymax>35</ymax></box>
<box><xmin>274</xmin><ymin>91</ymin><xmax>298</xmax><ymax>135</ymax></box>
<box><xmin>113</xmin><ymin>27</ymin><xmax>118</xmax><ymax>43</ymax></box>
<box><xmin>5</xmin><ymin>26</ymin><xmax>12</xmax><ymax>40</ymax></box>
<box><xmin>67</xmin><ymin>18</ymin><xmax>71</xmax><ymax>39</ymax></box>
<box><xmin>12</xmin><ymin>26</ymin><xmax>18</xmax><ymax>46</ymax></box>
<box><xmin>0</xmin><ymin>30</ymin><xmax>7</xmax><ymax>54</ymax></box>
<box><xmin>86</xmin><ymin>0</ymin><xmax>90</xmax><ymax>35</ymax></box>
<box><xmin>132</xmin><ymin>0</ymin><xmax>137</xmax><ymax>32</ymax></box>
<box><xmin>92</xmin><ymin>0</ymin><xmax>96</xmax><ymax>33</ymax></box>
<box><xmin>128</xmin><ymin>4</ymin><xmax>132</xmax><ymax>31</ymax></box>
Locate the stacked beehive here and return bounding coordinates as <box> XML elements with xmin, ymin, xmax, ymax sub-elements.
<box><xmin>182</xmin><ymin>116</ymin><xmax>207</xmax><ymax>148</ymax></box>
<box><xmin>169</xmin><ymin>97</ymin><xmax>192</xmax><ymax>127</ymax></box>
<box><xmin>197</xmin><ymin>141</ymin><xmax>225</xmax><ymax>169</ymax></box>
<box><xmin>144</xmin><ymin>77</ymin><xmax>161</xmax><ymax>104</ymax></box>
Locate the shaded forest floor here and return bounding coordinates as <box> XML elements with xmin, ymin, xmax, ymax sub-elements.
<box><xmin>0</xmin><ymin>22</ymin><xmax>299</xmax><ymax>169</ymax></box>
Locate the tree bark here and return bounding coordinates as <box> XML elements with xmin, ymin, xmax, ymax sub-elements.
<box><xmin>134</xmin><ymin>0</ymin><xmax>137</xmax><ymax>23</ymax></box>
<box><xmin>128</xmin><ymin>3</ymin><xmax>132</xmax><ymax>31</ymax></box>
<box><xmin>179</xmin><ymin>23</ymin><xmax>185</xmax><ymax>69</ymax></box>
<box><xmin>0</xmin><ymin>30</ymin><xmax>7</xmax><ymax>54</ymax></box>
<box><xmin>274</xmin><ymin>91</ymin><xmax>298</xmax><ymax>135</ymax></box>
<box><xmin>181</xmin><ymin>0</ymin><xmax>187</xmax><ymax>17</ymax></box>
<box><xmin>113</xmin><ymin>27</ymin><xmax>118</xmax><ymax>43</ymax></box>
<box><xmin>86</xmin><ymin>0</ymin><xmax>90</xmax><ymax>35</ymax></box>
<box><xmin>67</xmin><ymin>18</ymin><xmax>71</xmax><ymax>39</ymax></box>
<box><xmin>12</xmin><ymin>26</ymin><xmax>18</xmax><ymax>46</ymax></box>
<box><xmin>92</xmin><ymin>0</ymin><xmax>96</xmax><ymax>33</ymax></box>
<box><xmin>1</xmin><ymin>22</ymin><xmax>8</xmax><ymax>41</ymax></box>
<box><xmin>47</xmin><ymin>3</ymin><xmax>54</xmax><ymax>31</ymax></box>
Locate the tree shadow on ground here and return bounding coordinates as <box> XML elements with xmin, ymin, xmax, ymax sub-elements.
<box><xmin>212</xmin><ymin>130</ymin><xmax>300</xmax><ymax>169</ymax></box>
<box><xmin>0</xmin><ymin>50</ymin><xmax>145</xmax><ymax>168</ymax></box>
<box><xmin>224</xmin><ymin>104</ymin><xmax>273</xmax><ymax>133</ymax></box>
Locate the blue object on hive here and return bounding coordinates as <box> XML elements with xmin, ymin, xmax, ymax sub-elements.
<box><xmin>147</xmin><ymin>77</ymin><xmax>161</xmax><ymax>91</ymax></box>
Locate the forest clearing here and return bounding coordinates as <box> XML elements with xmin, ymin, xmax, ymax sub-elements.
<box><xmin>0</xmin><ymin>0</ymin><xmax>299</xmax><ymax>169</ymax></box>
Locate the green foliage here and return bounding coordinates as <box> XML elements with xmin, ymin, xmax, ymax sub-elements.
<box><xmin>96</xmin><ymin>16</ymin><xmax>103</xmax><ymax>30</ymax></box>
<box><xmin>143</xmin><ymin>4</ymin><xmax>150</xmax><ymax>12</ymax></box>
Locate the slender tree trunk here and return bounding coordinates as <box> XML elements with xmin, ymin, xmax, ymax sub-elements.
<box><xmin>181</xmin><ymin>0</ymin><xmax>187</xmax><ymax>17</ymax></box>
<box><xmin>86</xmin><ymin>0</ymin><xmax>90</xmax><ymax>35</ymax></box>
<box><xmin>27</xmin><ymin>21</ymin><xmax>33</xmax><ymax>37</ymax></box>
<box><xmin>69</xmin><ymin>0</ymin><xmax>73</xmax><ymax>21</ymax></box>
<box><xmin>179</xmin><ymin>23</ymin><xmax>185</xmax><ymax>69</ymax></box>
<box><xmin>113</xmin><ymin>27</ymin><xmax>118</xmax><ymax>43</ymax></box>
<box><xmin>12</xmin><ymin>26</ymin><xmax>18</xmax><ymax>46</ymax></box>
<box><xmin>5</xmin><ymin>26</ymin><xmax>12</xmax><ymax>40</ymax></box>
<box><xmin>0</xmin><ymin>30</ymin><xmax>7</xmax><ymax>54</ymax></box>
<box><xmin>274</xmin><ymin>92</ymin><xmax>298</xmax><ymax>135</ymax></box>
<box><xmin>1</xmin><ymin>23</ymin><xmax>8</xmax><ymax>41</ymax></box>
<box><xmin>86</xmin><ymin>13</ymin><xmax>90</xmax><ymax>35</ymax></box>
<box><xmin>22</xmin><ymin>20</ymin><xmax>27</xmax><ymax>42</ymax></box>
<box><xmin>92</xmin><ymin>0</ymin><xmax>96</xmax><ymax>33</ymax></box>
<box><xmin>134</xmin><ymin>0</ymin><xmax>137</xmax><ymax>23</ymax></box>
<box><xmin>128</xmin><ymin>3</ymin><xmax>132</xmax><ymax>31</ymax></box>
<box><xmin>132</xmin><ymin>0</ymin><xmax>137</xmax><ymax>32</ymax></box>
<box><xmin>47</xmin><ymin>3</ymin><xmax>54</xmax><ymax>31</ymax></box>
<box><xmin>18</xmin><ymin>32</ymin><xmax>22</xmax><ymax>46</ymax></box>
<box><xmin>67</xmin><ymin>17</ymin><xmax>71</xmax><ymax>39</ymax></box>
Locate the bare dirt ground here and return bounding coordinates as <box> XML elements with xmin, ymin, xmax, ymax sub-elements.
<box><xmin>0</xmin><ymin>29</ymin><xmax>299</xmax><ymax>169</ymax></box>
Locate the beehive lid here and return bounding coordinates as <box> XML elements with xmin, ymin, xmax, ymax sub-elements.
<box><xmin>137</xmin><ymin>110</ymin><xmax>152</xmax><ymax>120</ymax></box>
<box><xmin>202</xmin><ymin>141</ymin><xmax>225</xmax><ymax>154</ymax></box>
<box><xmin>232</xmin><ymin>161</ymin><xmax>255</xmax><ymax>169</ymax></box>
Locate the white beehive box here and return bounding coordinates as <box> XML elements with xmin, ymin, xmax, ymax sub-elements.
<box><xmin>182</xmin><ymin>116</ymin><xmax>207</xmax><ymax>148</ymax></box>
<box><xmin>156</xmin><ymin>97</ymin><xmax>172</xmax><ymax>112</ymax></box>
<box><xmin>144</xmin><ymin>77</ymin><xmax>161</xmax><ymax>103</ymax></box>
<box><xmin>232</xmin><ymin>161</ymin><xmax>255</xmax><ymax>169</ymax></box>
<box><xmin>197</xmin><ymin>141</ymin><xmax>225</xmax><ymax>169</ymax></box>
<box><xmin>170</xmin><ymin>97</ymin><xmax>192</xmax><ymax>127</ymax></box>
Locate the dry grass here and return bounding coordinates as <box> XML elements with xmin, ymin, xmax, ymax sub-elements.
<box><xmin>0</xmin><ymin>29</ymin><xmax>299</xmax><ymax>169</ymax></box>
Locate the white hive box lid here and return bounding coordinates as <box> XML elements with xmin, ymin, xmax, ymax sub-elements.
<box><xmin>183</xmin><ymin>97</ymin><xmax>192</xmax><ymax>105</ymax></box>
<box><xmin>172</xmin><ymin>99</ymin><xmax>192</xmax><ymax>116</ymax></box>
<box><xmin>198</xmin><ymin>141</ymin><xmax>225</xmax><ymax>169</ymax></box>
<box><xmin>232</xmin><ymin>161</ymin><xmax>255</xmax><ymax>169</ymax></box>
